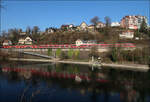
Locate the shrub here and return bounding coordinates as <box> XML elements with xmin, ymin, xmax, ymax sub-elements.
<box><xmin>60</xmin><ymin>51</ymin><xmax>68</xmax><ymax>59</ymax></box>
<box><xmin>68</xmin><ymin>49</ymin><xmax>74</xmax><ymax>59</ymax></box>
<box><xmin>47</xmin><ymin>48</ymin><xmax>52</xmax><ymax>56</ymax></box>
<box><xmin>89</xmin><ymin>46</ymin><xmax>99</xmax><ymax>58</ymax></box>
<box><xmin>108</xmin><ymin>47</ymin><xmax>150</xmax><ymax>64</ymax></box>
<box><xmin>56</xmin><ymin>49</ymin><xmax>62</xmax><ymax>58</ymax></box>
<box><xmin>73</xmin><ymin>50</ymin><xmax>80</xmax><ymax>60</ymax></box>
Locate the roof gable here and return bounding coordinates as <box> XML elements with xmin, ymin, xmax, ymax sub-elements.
<box><xmin>80</xmin><ymin>22</ymin><xmax>88</xmax><ymax>27</ymax></box>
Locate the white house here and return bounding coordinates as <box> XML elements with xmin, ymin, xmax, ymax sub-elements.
<box><xmin>20</xmin><ymin>32</ymin><xmax>26</xmax><ymax>35</ymax></box>
<box><xmin>96</xmin><ymin>22</ymin><xmax>106</xmax><ymax>28</ymax></box>
<box><xmin>78</xmin><ymin>22</ymin><xmax>88</xmax><ymax>31</ymax></box>
<box><xmin>48</xmin><ymin>28</ymin><xmax>54</xmax><ymax>34</ymax></box>
<box><xmin>88</xmin><ymin>25</ymin><xmax>95</xmax><ymax>31</ymax></box>
<box><xmin>76</xmin><ymin>39</ymin><xmax>96</xmax><ymax>46</ymax></box>
<box><xmin>111</xmin><ymin>22</ymin><xmax>120</xmax><ymax>27</ymax></box>
<box><xmin>3</xmin><ymin>40</ymin><xmax>12</xmax><ymax>46</ymax></box>
<box><xmin>119</xmin><ymin>30</ymin><xmax>134</xmax><ymax>39</ymax></box>
<box><xmin>18</xmin><ymin>36</ymin><xmax>32</xmax><ymax>45</ymax></box>
<box><xmin>69</xmin><ymin>24</ymin><xmax>74</xmax><ymax>28</ymax></box>
<box><xmin>76</xmin><ymin>39</ymin><xmax>84</xmax><ymax>46</ymax></box>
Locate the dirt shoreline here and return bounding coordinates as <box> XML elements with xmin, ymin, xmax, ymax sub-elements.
<box><xmin>9</xmin><ymin>58</ymin><xmax>149</xmax><ymax>71</ymax></box>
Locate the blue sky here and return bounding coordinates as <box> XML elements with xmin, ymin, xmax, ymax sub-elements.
<box><xmin>1</xmin><ymin>0</ymin><xmax>150</xmax><ymax>32</ymax></box>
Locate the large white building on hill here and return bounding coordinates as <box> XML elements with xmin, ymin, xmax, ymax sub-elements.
<box><xmin>120</xmin><ymin>15</ymin><xmax>148</xmax><ymax>29</ymax></box>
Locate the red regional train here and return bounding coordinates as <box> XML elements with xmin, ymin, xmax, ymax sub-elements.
<box><xmin>2</xmin><ymin>43</ymin><xmax>136</xmax><ymax>49</ymax></box>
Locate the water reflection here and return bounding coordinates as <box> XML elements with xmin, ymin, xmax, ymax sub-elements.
<box><xmin>0</xmin><ymin>62</ymin><xmax>150</xmax><ymax>102</ymax></box>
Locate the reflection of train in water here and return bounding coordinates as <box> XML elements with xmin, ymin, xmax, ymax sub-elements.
<box><xmin>2</xmin><ymin>67</ymin><xmax>109</xmax><ymax>83</ymax></box>
<box><xmin>2</xmin><ymin>43</ymin><xmax>136</xmax><ymax>49</ymax></box>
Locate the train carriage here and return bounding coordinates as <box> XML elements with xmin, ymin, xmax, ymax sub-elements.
<box><xmin>2</xmin><ymin>43</ymin><xmax>136</xmax><ymax>49</ymax></box>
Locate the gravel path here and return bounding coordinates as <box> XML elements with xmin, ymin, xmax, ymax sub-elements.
<box><xmin>9</xmin><ymin>58</ymin><xmax>149</xmax><ymax>71</ymax></box>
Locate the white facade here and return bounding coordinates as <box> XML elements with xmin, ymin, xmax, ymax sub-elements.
<box><xmin>127</xmin><ymin>16</ymin><xmax>138</xmax><ymax>29</ymax></box>
<box><xmin>79</xmin><ymin>22</ymin><xmax>88</xmax><ymax>30</ymax></box>
<box><xmin>96</xmin><ymin>22</ymin><xmax>105</xmax><ymax>28</ymax></box>
<box><xmin>18</xmin><ymin>38</ymin><xmax>25</xmax><ymax>44</ymax></box>
<box><xmin>3</xmin><ymin>40</ymin><xmax>12</xmax><ymax>46</ymax></box>
<box><xmin>20</xmin><ymin>32</ymin><xmax>26</xmax><ymax>35</ymax></box>
<box><xmin>18</xmin><ymin>36</ymin><xmax>32</xmax><ymax>45</ymax></box>
<box><xmin>88</xmin><ymin>25</ymin><xmax>95</xmax><ymax>31</ymax></box>
<box><xmin>69</xmin><ymin>24</ymin><xmax>74</xmax><ymax>28</ymax></box>
<box><xmin>24</xmin><ymin>37</ymin><xmax>32</xmax><ymax>45</ymax></box>
<box><xmin>120</xmin><ymin>15</ymin><xmax>148</xmax><ymax>29</ymax></box>
<box><xmin>76</xmin><ymin>39</ymin><xmax>84</xmax><ymax>46</ymax></box>
<box><xmin>119</xmin><ymin>31</ymin><xmax>134</xmax><ymax>39</ymax></box>
<box><xmin>76</xmin><ymin>39</ymin><xmax>96</xmax><ymax>46</ymax></box>
<box><xmin>111</xmin><ymin>22</ymin><xmax>120</xmax><ymax>27</ymax></box>
<box><xmin>48</xmin><ymin>29</ymin><xmax>54</xmax><ymax>33</ymax></box>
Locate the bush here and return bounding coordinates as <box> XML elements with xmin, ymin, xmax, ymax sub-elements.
<box><xmin>108</xmin><ymin>47</ymin><xmax>150</xmax><ymax>64</ymax></box>
<box><xmin>68</xmin><ymin>49</ymin><xmax>74</xmax><ymax>59</ymax></box>
<box><xmin>73</xmin><ymin>50</ymin><xmax>80</xmax><ymax>60</ymax></box>
<box><xmin>56</xmin><ymin>49</ymin><xmax>62</xmax><ymax>58</ymax></box>
<box><xmin>89</xmin><ymin>46</ymin><xmax>99</xmax><ymax>58</ymax></box>
<box><xmin>109</xmin><ymin>47</ymin><xmax>123</xmax><ymax>62</ymax></box>
<box><xmin>47</xmin><ymin>48</ymin><xmax>52</xmax><ymax>56</ymax></box>
<box><xmin>60</xmin><ymin>51</ymin><xmax>68</xmax><ymax>59</ymax></box>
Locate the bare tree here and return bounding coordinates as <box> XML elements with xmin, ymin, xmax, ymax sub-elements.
<box><xmin>26</xmin><ymin>26</ymin><xmax>31</xmax><ymax>35</ymax></box>
<box><xmin>8</xmin><ymin>28</ymin><xmax>20</xmax><ymax>44</ymax></box>
<box><xmin>32</xmin><ymin>26</ymin><xmax>40</xmax><ymax>35</ymax></box>
<box><xmin>90</xmin><ymin>16</ymin><xmax>99</xmax><ymax>25</ymax></box>
<box><xmin>31</xmin><ymin>26</ymin><xmax>40</xmax><ymax>44</ymax></box>
<box><xmin>104</xmin><ymin>16</ymin><xmax>111</xmax><ymax>27</ymax></box>
<box><xmin>18</xmin><ymin>28</ymin><xmax>22</xmax><ymax>33</ymax></box>
<box><xmin>1</xmin><ymin>30</ymin><xmax>8</xmax><ymax>38</ymax></box>
<box><xmin>0</xmin><ymin>30</ymin><xmax>8</xmax><ymax>45</ymax></box>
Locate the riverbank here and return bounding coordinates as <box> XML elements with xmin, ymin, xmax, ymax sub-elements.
<box><xmin>8</xmin><ymin>58</ymin><xmax>149</xmax><ymax>71</ymax></box>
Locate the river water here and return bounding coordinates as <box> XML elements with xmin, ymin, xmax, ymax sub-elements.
<box><xmin>0</xmin><ymin>61</ymin><xmax>150</xmax><ymax>102</ymax></box>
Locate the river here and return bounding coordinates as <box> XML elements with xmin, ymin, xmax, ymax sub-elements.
<box><xmin>0</xmin><ymin>61</ymin><xmax>150</xmax><ymax>102</ymax></box>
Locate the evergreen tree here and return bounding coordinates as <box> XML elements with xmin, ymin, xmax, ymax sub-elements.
<box><xmin>139</xmin><ymin>18</ymin><xmax>147</xmax><ymax>34</ymax></box>
<box><xmin>47</xmin><ymin>48</ymin><xmax>52</xmax><ymax>56</ymax></box>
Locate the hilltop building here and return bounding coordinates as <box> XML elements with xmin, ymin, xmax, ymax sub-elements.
<box><xmin>78</xmin><ymin>22</ymin><xmax>88</xmax><ymax>31</ymax></box>
<box><xmin>120</xmin><ymin>15</ymin><xmax>148</xmax><ymax>29</ymax></box>
<box><xmin>96</xmin><ymin>22</ymin><xmax>106</xmax><ymax>28</ymax></box>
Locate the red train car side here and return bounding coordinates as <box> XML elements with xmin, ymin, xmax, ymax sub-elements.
<box><xmin>2</xmin><ymin>43</ymin><xmax>136</xmax><ymax>49</ymax></box>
